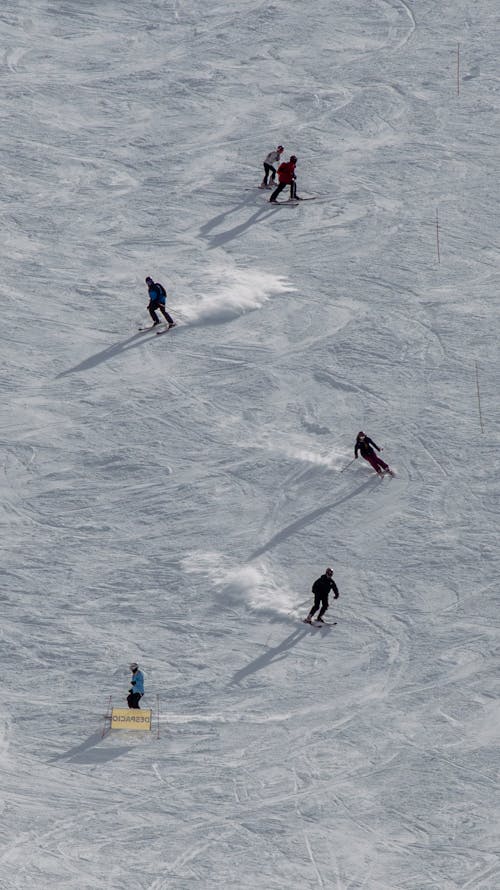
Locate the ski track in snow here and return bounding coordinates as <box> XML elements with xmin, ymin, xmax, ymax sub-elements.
<box><xmin>1</xmin><ymin>0</ymin><xmax>499</xmax><ymax>887</ymax></box>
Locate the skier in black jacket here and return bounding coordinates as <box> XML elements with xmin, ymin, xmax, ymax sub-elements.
<box><xmin>354</xmin><ymin>431</ymin><xmax>392</xmax><ymax>476</ymax></box>
<box><xmin>304</xmin><ymin>568</ymin><xmax>339</xmax><ymax>624</ymax></box>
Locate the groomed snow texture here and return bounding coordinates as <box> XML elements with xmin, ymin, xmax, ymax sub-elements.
<box><xmin>1</xmin><ymin>1</ymin><xmax>499</xmax><ymax>888</ymax></box>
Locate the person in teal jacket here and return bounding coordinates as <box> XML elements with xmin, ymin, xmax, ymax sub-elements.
<box><xmin>145</xmin><ymin>276</ymin><xmax>176</xmax><ymax>327</ymax></box>
<box><xmin>127</xmin><ymin>663</ymin><xmax>144</xmax><ymax>709</ymax></box>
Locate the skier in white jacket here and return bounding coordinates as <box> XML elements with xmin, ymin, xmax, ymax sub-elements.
<box><xmin>260</xmin><ymin>145</ymin><xmax>284</xmax><ymax>188</ymax></box>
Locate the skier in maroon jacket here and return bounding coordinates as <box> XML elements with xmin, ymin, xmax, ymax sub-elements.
<box><xmin>269</xmin><ymin>156</ymin><xmax>299</xmax><ymax>203</ymax></box>
<box><xmin>355</xmin><ymin>431</ymin><xmax>392</xmax><ymax>476</ymax></box>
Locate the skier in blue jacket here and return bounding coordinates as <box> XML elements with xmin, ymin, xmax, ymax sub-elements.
<box><xmin>145</xmin><ymin>276</ymin><xmax>176</xmax><ymax>328</ymax></box>
<box><xmin>127</xmin><ymin>662</ymin><xmax>145</xmax><ymax>709</ymax></box>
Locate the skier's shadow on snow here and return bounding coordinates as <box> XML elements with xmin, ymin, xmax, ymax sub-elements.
<box><xmin>248</xmin><ymin>477</ymin><xmax>377</xmax><ymax>561</ymax></box>
<box><xmin>199</xmin><ymin>197</ymin><xmax>279</xmax><ymax>249</ymax></box>
<box><xmin>49</xmin><ymin>730</ymin><xmax>132</xmax><ymax>764</ymax></box>
<box><xmin>229</xmin><ymin>626</ymin><xmax>315</xmax><ymax>686</ymax></box>
<box><xmin>56</xmin><ymin>332</ymin><xmax>159</xmax><ymax>377</ymax></box>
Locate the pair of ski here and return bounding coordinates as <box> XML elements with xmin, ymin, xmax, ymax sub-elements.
<box><xmin>138</xmin><ymin>323</ymin><xmax>176</xmax><ymax>336</ymax></box>
<box><xmin>246</xmin><ymin>186</ymin><xmax>318</xmax><ymax>203</ymax></box>
<box><xmin>271</xmin><ymin>197</ymin><xmax>317</xmax><ymax>205</ymax></box>
<box><xmin>303</xmin><ymin>619</ymin><xmax>337</xmax><ymax>627</ymax></box>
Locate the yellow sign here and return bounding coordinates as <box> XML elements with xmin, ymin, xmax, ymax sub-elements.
<box><xmin>111</xmin><ymin>708</ymin><xmax>152</xmax><ymax>731</ymax></box>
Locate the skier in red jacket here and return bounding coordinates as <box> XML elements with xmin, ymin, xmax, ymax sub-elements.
<box><xmin>354</xmin><ymin>432</ymin><xmax>393</xmax><ymax>476</ymax></box>
<box><xmin>270</xmin><ymin>156</ymin><xmax>299</xmax><ymax>203</ymax></box>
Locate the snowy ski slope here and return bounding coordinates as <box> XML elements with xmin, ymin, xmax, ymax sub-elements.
<box><xmin>1</xmin><ymin>0</ymin><xmax>499</xmax><ymax>888</ymax></box>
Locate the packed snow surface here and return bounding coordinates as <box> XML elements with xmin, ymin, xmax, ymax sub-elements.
<box><xmin>1</xmin><ymin>0</ymin><xmax>499</xmax><ymax>888</ymax></box>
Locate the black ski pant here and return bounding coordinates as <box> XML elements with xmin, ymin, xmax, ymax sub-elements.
<box><xmin>308</xmin><ymin>592</ymin><xmax>329</xmax><ymax>620</ymax></box>
<box><xmin>270</xmin><ymin>180</ymin><xmax>297</xmax><ymax>202</ymax></box>
<box><xmin>262</xmin><ymin>162</ymin><xmax>277</xmax><ymax>185</ymax></box>
<box><xmin>127</xmin><ymin>692</ymin><xmax>142</xmax><ymax>709</ymax></box>
<box><xmin>148</xmin><ymin>298</ymin><xmax>174</xmax><ymax>325</ymax></box>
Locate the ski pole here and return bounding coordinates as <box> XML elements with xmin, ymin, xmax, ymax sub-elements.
<box><xmin>340</xmin><ymin>458</ymin><xmax>355</xmax><ymax>473</ymax></box>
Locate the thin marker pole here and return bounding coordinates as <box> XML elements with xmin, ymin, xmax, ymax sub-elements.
<box><xmin>435</xmin><ymin>208</ymin><xmax>441</xmax><ymax>264</ymax></box>
<box><xmin>101</xmin><ymin>695</ymin><xmax>112</xmax><ymax>738</ymax></box>
<box><xmin>457</xmin><ymin>43</ymin><xmax>460</xmax><ymax>97</ymax></box>
<box><xmin>156</xmin><ymin>693</ymin><xmax>160</xmax><ymax>739</ymax></box>
<box><xmin>475</xmin><ymin>361</ymin><xmax>484</xmax><ymax>433</ymax></box>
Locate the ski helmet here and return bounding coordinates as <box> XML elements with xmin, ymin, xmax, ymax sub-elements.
<box><xmin>277</xmin><ymin>145</ymin><xmax>284</xmax><ymax>151</ymax></box>
<box><xmin>326</xmin><ymin>568</ymin><xmax>333</xmax><ymax>577</ymax></box>
<box><xmin>358</xmin><ymin>431</ymin><xmax>365</xmax><ymax>439</ymax></box>
<box><xmin>145</xmin><ymin>276</ymin><xmax>153</xmax><ymax>285</ymax></box>
<box><xmin>129</xmin><ymin>662</ymin><xmax>139</xmax><ymax>671</ymax></box>
<box><xmin>290</xmin><ymin>155</ymin><xmax>297</xmax><ymax>162</ymax></box>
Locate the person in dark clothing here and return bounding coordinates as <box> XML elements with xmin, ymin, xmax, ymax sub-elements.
<box><xmin>127</xmin><ymin>662</ymin><xmax>145</xmax><ymax>709</ymax></box>
<box><xmin>145</xmin><ymin>276</ymin><xmax>176</xmax><ymax>327</ymax></box>
<box><xmin>270</xmin><ymin>156</ymin><xmax>299</xmax><ymax>203</ymax></box>
<box><xmin>354</xmin><ymin>431</ymin><xmax>392</xmax><ymax>476</ymax></box>
<box><xmin>304</xmin><ymin>567</ymin><xmax>339</xmax><ymax>624</ymax></box>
